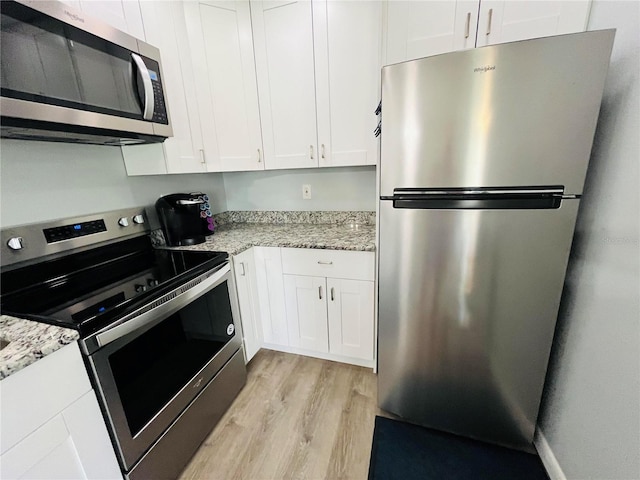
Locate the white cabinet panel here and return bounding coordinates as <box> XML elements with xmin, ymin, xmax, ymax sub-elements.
<box><xmin>137</xmin><ymin>1</ymin><xmax>205</xmax><ymax>174</ymax></box>
<box><xmin>191</xmin><ymin>0</ymin><xmax>264</xmax><ymax>172</ymax></box>
<box><xmin>0</xmin><ymin>345</ymin><xmax>120</xmax><ymax>480</ymax></box>
<box><xmin>284</xmin><ymin>275</ymin><xmax>329</xmax><ymax>353</ymax></box>
<box><xmin>233</xmin><ymin>249</ymin><xmax>263</xmax><ymax>362</ymax></box>
<box><xmin>327</xmin><ymin>278</ymin><xmax>374</xmax><ymax>361</ymax></box>
<box><xmin>251</xmin><ymin>0</ymin><xmax>318</xmax><ymax>170</ymax></box>
<box><xmin>184</xmin><ymin>0</ymin><xmax>264</xmax><ymax>173</ymax></box>
<box><xmin>0</xmin><ymin>416</ymin><xmax>73</xmax><ymax>480</ymax></box>
<box><xmin>20</xmin><ymin>437</ymin><xmax>86</xmax><ymax>480</ymax></box>
<box><xmin>61</xmin><ymin>392</ymin><xmax>122</xmax><ymax>480</ymax></box>
<box><xmin>385</xmin><ymin>0</ymin><xmax>479</xmax><ymax>64</ymax></box>
<box><xmin>253</xmin><ymin>246</ymin><xmax>288</xmax><ymax>345</ymax></box>
<box><xmin>314</xmin><ymin>0</ymin><xmax>381</xmax><ymax>167</ymax></box>
<box><xmin>79</xmin><ymin>0</ymin><xmax>145</xmax><ymax>40</ymax></box>
<box><xmin>0</xmin><ymin>343</ymin><xmax>90</xmax><ymax>454</ymax></box>
<box><xmin>476</xmin><ymin>1</ymin><xmax>591</xmax><ymax>47</ymax></box>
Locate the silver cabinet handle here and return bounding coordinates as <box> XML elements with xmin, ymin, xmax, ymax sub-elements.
<box><xmin>464</xmin><ymin>12</ymin><xmax>471</xmax><ymax>39</ymax></box>
<box><xmin>310</xmin><ymin>145</ymin><xmax>314</xmax><ymax>160</ymax></box>
<box><xmin>321</xmin><ymin>144</ymin><xmax>326</xmax><ymax>159</ymax></box>
<box><xmin>486</xmin><ymin>8</ymin><xmax>493</xmax><ymax>35</ymax></box>
<box><xmin>131</xmin><ymin>53</ymin><xmax>155</xmax><ymax>120</ymax></box>
<box><xmin>330</xmin><ymin>287</ymin><xmax>335</xmax><ymax>301</ymax></box>
<box><xmin>239</xmin><ymin>262</ymin><xmax>246</xmax><ymax>276</ymax></box>
<box><xmin>199</xmin><ymin>149</ymin><xmax>206</xmax><ymax>165</ymax></box>
<box><xmin>317</xmin><ymin>260</ymin><xmax>333</xmax><ymax>265</ymax></box>
<box><xmin>318</xmin><ymin>286</ymin><xmax>323</xmax><ymax>300</ymax></box>
<box><xmin>257</xmin><ymin>148</ymin><xmax>262</xmax><ymax>163</ymax></box>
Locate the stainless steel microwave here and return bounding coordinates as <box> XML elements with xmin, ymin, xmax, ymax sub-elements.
<box><xmin>0</xmin><ymin>0</ymin><xmax>172</xmax><ymax>145</ymax></box>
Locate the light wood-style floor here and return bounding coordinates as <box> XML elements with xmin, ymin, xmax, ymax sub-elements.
<box><xmin>179</xmin><ymin>349</ymin><xmax>379</xmax><ymax>480</ymax></box>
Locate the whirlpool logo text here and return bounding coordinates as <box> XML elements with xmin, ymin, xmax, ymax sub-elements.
<box><xmin>474</xmin><ymin>65</ymin><xmax>496</xmax><ymax>73</ymax></box>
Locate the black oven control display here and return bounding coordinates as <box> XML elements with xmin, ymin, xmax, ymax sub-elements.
<box><xmin>44</xmin><ymin>220</ymin><xmax>107</xmax><ymax>243</ymax></box>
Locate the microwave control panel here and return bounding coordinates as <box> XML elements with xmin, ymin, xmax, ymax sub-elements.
<box><xmin>144</xmin><ymin>57</ymin><xmax>169</xmax><ymax>125</ymax></box>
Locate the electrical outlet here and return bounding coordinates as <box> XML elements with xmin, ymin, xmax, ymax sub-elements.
<box><xmin>302</xmin><ymin>184</ymin><xmax>311</xmax><ymax>200</ymax></box>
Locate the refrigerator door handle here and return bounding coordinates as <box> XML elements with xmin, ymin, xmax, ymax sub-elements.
<box><xmin>384</xmin><ymin>186</ymin><xmax>567</xmax><ymax>210</ymax></box>
<box><xmin>391</xmin><ymin>187</ymin><xmax>564</xmax><ymax>196</ymax></box>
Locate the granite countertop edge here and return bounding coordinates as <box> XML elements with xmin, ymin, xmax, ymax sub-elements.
<box><xmin>0</xmin><ymin>315</ymin><xmax>79</xmax><ymax>380</ymax></box>
<box><xmin>162</xmin><ymin>222</ymin><xmax>377</xmax><ymax>257</ymax></box>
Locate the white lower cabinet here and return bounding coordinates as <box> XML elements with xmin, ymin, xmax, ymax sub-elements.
<box><xmin>0</xmin><ymin>343</ymin><xmax>121</xmax><ymax>480</ymax></box>
<box><xmin>233</xmin><ymin>248</ymin><xmax>263</xmax><ymax>363</ymax></box>
<box><xmin>252</xmin><ymin>247</ymin><xmax>289</xmax><ymax>346</ymax></box>
<box><xmin>284</xmin><ymin>274</ymin><xmax>375</xmax><ymax>362</ymax></box>
<box><xmin>232</xmin><ymin>246</ymin><xmax>375</xmax><ymax>367</ymax></box>
<box><xmin>283</xmin><ymin>275</ymin><xmax>329</xmax><ymax>353</ymax></box>
<box><xmin>327</xmin><ymin>278</ymin><xmax>375</xmax><ymax>361</ymax></box>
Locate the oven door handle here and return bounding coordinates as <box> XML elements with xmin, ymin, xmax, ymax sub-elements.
<box><xmin>89</xmin><ymin>263</ymin><xmax>231</xmax><ymax>352</ymax></box>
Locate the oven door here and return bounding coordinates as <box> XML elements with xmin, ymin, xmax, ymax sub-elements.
<box><xmin>85</xmin><ymin>263</ymin><xmax>242</xmax><ymax>471</ymax></box>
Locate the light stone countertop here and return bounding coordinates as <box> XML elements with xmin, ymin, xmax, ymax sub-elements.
<box><xmin>167</xmin><ymin>222</ymin><xmax>376</xmax><ymax>256</ymax></box>
<box><xmin>0</xmin><ymin>314</ymin><xmax>79</xmax><ymax>380</ymax></box>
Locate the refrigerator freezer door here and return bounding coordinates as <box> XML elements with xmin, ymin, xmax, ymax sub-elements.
<box><xmin>380</xmin><ymin>30</ymin><xmax>614</xmax><ymax>197</ymax></box>
<box><xmin>377</xmin><ymin>199</ymin><xmax>580</xmax><ymax>451</ymax></box>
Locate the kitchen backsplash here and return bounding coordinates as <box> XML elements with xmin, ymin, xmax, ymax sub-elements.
<box><xmin>213</xmin><ymin>210</ymin><xmax>376</xmax><ymax>226</ymax></box>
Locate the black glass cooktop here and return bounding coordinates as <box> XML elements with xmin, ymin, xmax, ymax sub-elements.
<box><xmin>0</xmin><ymin>236</ymin><xmax>227</xmax><ymax>336</ymax></box>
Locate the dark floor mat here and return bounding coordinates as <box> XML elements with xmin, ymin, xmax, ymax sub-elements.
<box><xmin>368</xmin><ymin>416</ymin><xmax>549</xmax><ymax>480</ymax></box>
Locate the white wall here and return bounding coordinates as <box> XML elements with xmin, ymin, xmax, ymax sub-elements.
<box><xmin>0</xmin><ymin>140</ymin><xmax>227</xmax><ymax>227</ymax></box>
<box><xmin>222</xmin><ymin>166</ymin><xmax>376</xmax><ymax>211</ymax></box>
<box><xmin>537</xmin><ymin>2</ymin><xmax>640</xmax><ymax>479</ymax></box>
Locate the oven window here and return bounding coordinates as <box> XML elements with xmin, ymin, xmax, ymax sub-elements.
<box><xmin>108</xmin><ymin>281</ymin><xmax>235</xmax><ymax>436</ymax></box>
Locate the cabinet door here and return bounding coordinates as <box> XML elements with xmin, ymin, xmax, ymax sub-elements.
<box><xmin>253</xmin><ymin>247</ymin><xmax>289</xmax><ymax>346</ymax></box>
<box><xmin>384</xmin><ymin>0</ymin><xmax>479</xmax><ymax>65</ymax></box>
<box><xmin>233</xmin><ymin>249</ymin><xmax>263</xmax><ymax>362</ymax></box>
<box><xmin>185</xmin><ymin>0</ymin><xmax>264</xmax><ymax>172</ymax></box>
<box><xmin>284</xmin><ymin>275</ymin><xmax>329</xmax><ymax>353</ymax></box>
<box><xmin>476</xmin><ymin>1</ymin><xmax>591</xmax><ymax>47</ymax></box>
<box><xmin>327</xmin><ymin>278</ymin><xmax>374</xmax><ymax>360</ymax></box>
<box><xmin>137</xmin><ymin>1</ymin><xmax>206</xmax><ymax>174</ymax></box>
<box><xmin>314</xmin><ymin>0</ymin><xmax>381</xmax><ymax>167</ymax></box>
<box><xmin>79</xmin><ymin>0</ymin><xmax>145</xmax><ymax>39</ymax></box>
<box><xmin>250</xmin><ymin>0</ymin><xmax>318</xmax><ymax>170</ymax></box>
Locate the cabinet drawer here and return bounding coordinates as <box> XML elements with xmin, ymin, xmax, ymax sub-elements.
<box><xmin>281</xmin><ymin>248</ymin><xmax>374</xmax><ymax>281</ymax></box>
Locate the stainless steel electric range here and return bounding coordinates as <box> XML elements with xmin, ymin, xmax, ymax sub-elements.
<box><xmin>0</xmin><ymin>208</ymin><xmax>247</xmax><ymax>480</ymax></box>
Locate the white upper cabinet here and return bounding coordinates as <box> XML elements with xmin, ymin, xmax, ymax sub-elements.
<box><xmin>250</xmin><ymin>0</ymin><xmax>318</xmax><ymax>170</ymax></box>
<box><xmin>475</xmin><ymin>1</ymin><xmax>592</xmax><ymax>47</ymax></box>
<box><xmin>185</xmin><ymin>0</ymin><xmax>264</xmax><ymax>172</ymax></box>
<box><xmin>385</xmin><ymin>1</ymin><xmax>479</xmax><ymax>64</ymax></box>
<box><xmin>384</xmin><ymin>0</ymin><xmax>590</xmax><ymax>64</ymax></box>
<box><xmin>69</xmin><ymin>1</ymin><xmax>145</xmax><ymax>40</ymax></box>
<box><xmin>124</xmin><ymin>1</ymin><xmax>206</xmax><ymax>175</ymax></box>
<box><xmin>314</xmin><ymin>0</ymin><xmax>381</xmax><ymax>167</ymax></box>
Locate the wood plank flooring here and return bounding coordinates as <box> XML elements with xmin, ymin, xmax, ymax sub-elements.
<box><xmin>179</xmin><ymin>350</ymin><xmax>379</xmax><ymax>480</ymax></box>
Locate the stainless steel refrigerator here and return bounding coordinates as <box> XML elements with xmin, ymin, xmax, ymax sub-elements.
<box><xmin>377</xmin><ymin>30</ymin><xmax>615</xmax><ymax>452</ymax></box>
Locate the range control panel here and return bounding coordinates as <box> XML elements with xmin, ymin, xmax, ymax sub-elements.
<box><xmin>1</xmin><ymin>208</ymin><xmax>150</xmax><ymax>269</ymax></box>
<box><xmin>44</xmin><ymin>220</ymin><xmax>107</xmax><ymax>243</ymax></box>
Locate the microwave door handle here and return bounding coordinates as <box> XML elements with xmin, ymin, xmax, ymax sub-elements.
<box><xmin>131</xmin><ymin>53</ymin><xmax>155</xmax><ymax>120</ymax></box>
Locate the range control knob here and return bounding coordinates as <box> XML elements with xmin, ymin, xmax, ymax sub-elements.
<box><xmin>118</xmin><ymin>217</ymin><xmax>130</xmax><ymax>227</ymax></box>
<box><xmin>7</xmin><ymin>237</ymin><xmax>23</xmax><ymax>250</ymax></box>
<box><xmin>132</xmin><ymin>214</ymin><xmax>145</xmax><ymax>225</ymax></box>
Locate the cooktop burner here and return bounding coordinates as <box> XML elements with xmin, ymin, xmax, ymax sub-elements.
<box><xmin>1</xmin><ymin>235</ymin><xmax>227</xmax><ymax>336</ymax></box>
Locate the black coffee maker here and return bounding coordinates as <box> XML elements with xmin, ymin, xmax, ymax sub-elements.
<box><xmin>155</xmin><ymin>193</ymin><xmax>215</xmax><ymax>246</ymax></box>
